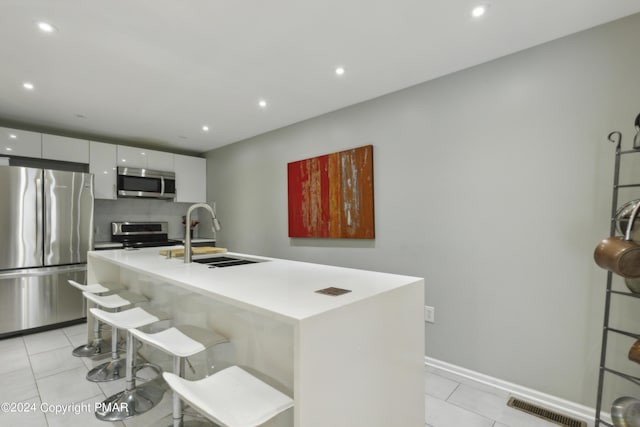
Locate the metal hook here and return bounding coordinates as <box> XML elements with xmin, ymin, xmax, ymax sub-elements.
<box><xmin>608</xmin><ymin>131</ymin><xmax>622</xmax><ymax>150</ymax></box>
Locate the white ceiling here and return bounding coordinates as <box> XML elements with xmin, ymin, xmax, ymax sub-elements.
<box><xmin>1</xmin><ymin>1</ymin><xmax>639</xmax><ymax>155</ymax></box>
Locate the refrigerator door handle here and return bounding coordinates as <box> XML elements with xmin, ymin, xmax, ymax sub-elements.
<box><xmin>160</xmin><ymin>176</ymin><xmax>165</xmax><ymax>196</ymax></box>
<box><xmin>0</xmin><ymin>264</ymin><xmax>87</xmax><ymax>279</ymax></box>
<box><xmin>36</xmin><ymin>175</ymin><xmax>43</xmax><ymax>262</ymax></box>
<box><xmin>43</xmin><ymin>172</ymin><xmax>53</xmax><ymax>264</ymax></box>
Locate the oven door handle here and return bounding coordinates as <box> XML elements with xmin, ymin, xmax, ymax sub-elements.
<box><xmin>160</xmin><ymin>176</ymin><xmax>165</xmax><ymax>196</ymax></box>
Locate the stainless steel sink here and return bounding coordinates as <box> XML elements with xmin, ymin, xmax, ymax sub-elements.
<box><xmin>193</xmin><ymin>256</ymin><xmax>260</xmax><ymax>268</ymax></box>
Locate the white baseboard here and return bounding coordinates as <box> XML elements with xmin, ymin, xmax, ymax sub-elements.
<box><xmin>425</xmin><ymin>357</ymin><xmax>609</xmax><ymax>427</ymax></box>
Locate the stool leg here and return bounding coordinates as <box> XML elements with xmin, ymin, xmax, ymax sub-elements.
<box><xmin>72</xmin><ymin>309</ymin><xmax>110</xmax><ymax>357</ymax></box>
<box><xmin>96</xmin><ymin>331</ymin><xmax>166</xmax><ymax>421</ymax></box>
<box><xmin>86</xmin><ymin>324</ymin><xmax>126</xmax><ymax>381</ymax></box>
<box><xmin>172</xmin><ymin>356</ymin><xmax>184</xmax><ymax>427</ymax></box>
<box><xmin>125</xmin><ymin>330</ymin><xmax>136</xmax><ymax>391</ymax></box>
<box><xmin>168</xmin><ymin>356</ymin><xmax>214</xmax><ymax>427</ymax></box>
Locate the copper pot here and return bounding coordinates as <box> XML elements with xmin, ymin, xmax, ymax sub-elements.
<box><xmin>594</xmin><ymin>202</ymin><xmax>640</xmax><ymax>278</ymax></box>
<box><xmin>629</xmin><ymin>340</ymin><xmax>640</xmax><ymax>364</ymax></box>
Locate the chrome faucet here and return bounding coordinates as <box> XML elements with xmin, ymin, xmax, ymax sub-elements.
<box><xmin>184</xmin><ymin>202</ymin><xmax>221</xmax><ymax>263</ymax></box>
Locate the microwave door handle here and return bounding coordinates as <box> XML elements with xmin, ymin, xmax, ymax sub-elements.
<box><xmin>160</xmin><ymin>176</ymin><xmax>165</xmax><ymax>196</ymax></box>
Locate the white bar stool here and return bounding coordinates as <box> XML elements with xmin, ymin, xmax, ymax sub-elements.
<box><xmin>130</xmin><ymin>325</ymin><xmax>228</xmax><ymax>427</ymax></box>
<box><xmin>92</xmin><ymin>306</ymin><xmax>171</xmax><ymax>421</ymax></box>
<box><xmin>67</xmin><ymin>279</ymin><xmax>112</xmax><ymax>357</ymax></box>
<box><xmin>84</xmin><ymin>290</ymin><xmax>149</xmax><ymax>382</ymax></box>
<box><xmin>163</xmin><ymin>366</ymin><xmax>294</xmax><ymax>427</ymax></box>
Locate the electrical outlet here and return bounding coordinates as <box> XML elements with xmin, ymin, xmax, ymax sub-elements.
<box><xmin>424</xmin><ymin>306</ymin><xmax>435</xmax><ymax>323</ymax></box>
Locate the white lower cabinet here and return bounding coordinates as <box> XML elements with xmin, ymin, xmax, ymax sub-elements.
<box><xmin>42</xmin><ymin>135</ymin><xmax>89</xmax><ymax>163</ymax></box>
<box><xmin>90</xmin><ymin>141</ymin><xmax>117</xmax><ymax>199</ymax></box>
<box><xmin>174</xmin><ymin>154</ymin><xmax>206</xmax><ymax>202</ymax></box>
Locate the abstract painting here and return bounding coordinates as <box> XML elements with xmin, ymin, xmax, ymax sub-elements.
<box><xmin>287</xmin><ymin>145</ymin><xmax>374</xmax><ymax>238</ymax></box>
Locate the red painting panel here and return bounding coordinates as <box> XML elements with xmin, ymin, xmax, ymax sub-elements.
<box><xmin>287</xmin><ymin>145</ymin><xmax>374</xmax><ymax>238</ymax></box>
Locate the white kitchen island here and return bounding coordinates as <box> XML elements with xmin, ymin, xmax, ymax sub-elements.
<box><xmin>87</xmin><ymin>248</ymin><xmax>425</xmax><ymax>427</ymax></box>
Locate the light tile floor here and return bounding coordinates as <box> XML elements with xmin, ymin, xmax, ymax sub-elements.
<box><xmin>423</xmin><ymin>367</ymin><xmax>587</xmax><ymax>427</ymax></box>
<box><xmin>0</xmin><ymin>324</ymin><xmax>589</xmax><ymax>427</ymax></box>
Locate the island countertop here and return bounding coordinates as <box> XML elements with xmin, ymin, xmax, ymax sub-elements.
<box><xmin>87</xmin><ymin>247</ymin><xmax>425</xmax><ymax>426</ymax></box>
<box><xmin>88</xmin><ymin>247</ymin><xmax>423</xmax><ymax>323</ymax></box>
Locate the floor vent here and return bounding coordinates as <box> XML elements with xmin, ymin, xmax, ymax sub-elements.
<box><xmin>507</xmin><ymin>397</ymin><xmax>586</xmax><ymax>427</ymax></box>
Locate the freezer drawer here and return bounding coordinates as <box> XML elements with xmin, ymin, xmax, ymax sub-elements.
<box><xmin>0</xmin><ymin>265</ymin><xmax>86</xmax><ymax>336</ymax></box>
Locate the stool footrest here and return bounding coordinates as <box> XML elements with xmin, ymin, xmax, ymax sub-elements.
<box><xmin>72</xmin><ymin>337</ymin><xmax>111</xmax><ymax>358</ymax></box>
<box><xmin>95</xmin><ymin>378</ymin><xmax>166</xmax><ymax>421</ymax></box>
<box><xmin>87</xmin><ymin>358</ymin><xmax>126</xmax><ymax>382</ymax></box>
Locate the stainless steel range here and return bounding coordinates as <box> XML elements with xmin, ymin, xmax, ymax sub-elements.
<box><xmin>111</xmin><ymin>221</ymin><xmax>182</xmax><ymax>248</ymax></box>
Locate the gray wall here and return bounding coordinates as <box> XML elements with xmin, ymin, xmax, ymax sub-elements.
<box><xmin>204</xmin><ymin>14</ymin><xmax>640</xmax><ymax>407</ymax></box>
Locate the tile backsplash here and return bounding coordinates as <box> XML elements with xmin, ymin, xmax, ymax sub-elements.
<box><xmin>94</xmin><ymin>198</ymin><xmax>200</xmax><ymax>242</ymax></box>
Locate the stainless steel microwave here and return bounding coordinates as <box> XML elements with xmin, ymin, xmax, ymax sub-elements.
<box><xmin>117</xmin><ymin>167</ymin><xmax>176</xmax><ymax>199</ymax></box>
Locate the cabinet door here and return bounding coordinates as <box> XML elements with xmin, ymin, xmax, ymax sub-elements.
<box><xmin>175</xmin><ymin>154</ymin><xmax>206</xmax><ymax>203</ymax></box>
<box><xmin>89</xmin><ymin>141</ymin><xmax>117</xmax><ymax>199</ymax></box>
<box><xmin>117</xmin><ymin>145</ymin><xmax>147</xmax><ymax>168</ymax></box>
<box><xmin>42</xmin><ymin>135</ymin><xmax>89</xmax><ymax>163</ymax></box>
<box><xmin>0</xmin><ymin>127</ymin><xmax>42</xmax><ymax>158</ymax></box>
<box><xmin>146</xmin><ymin>149</ymin><xmax>174</xmax><ymax>171</ymax></box>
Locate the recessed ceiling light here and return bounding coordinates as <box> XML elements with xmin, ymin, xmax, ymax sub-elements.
<box><xmin>23</xmin><ymin>82</ymin><xmax>34</xmax><ymax>90</ymax></box>
<box><xmin>9</xmin><ymin>134</ymin><xmax>17</xmax><ymax>139</ymax></box>
<box><xmin>258</xmin><ymin>99</ymin><xmax>267</xmax><ymax>108</ymax></box>
<box><xmin>335</xmin><ymin>67</ymin><xmax>345</xmax><ymax>76</ymax></box>
<box><xmin>6</xmin><ymin>147</ymin><xmax>13</xmax><ymax>152</ymax></box>
<box><xmin>471</xmin><ymin>5</ymin><xmax>487</xmax><ymax>18</ymax></box>
<box><xmin>202</xmin><ymin>125</ymin><xmax>209</xmax><ymax>132</ymax></box>
<box><xmin>37</xmin><ymin>21</ymin><xmax>57</xmax><ymax>33</ymax></box>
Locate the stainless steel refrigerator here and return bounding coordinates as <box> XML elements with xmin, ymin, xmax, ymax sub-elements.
<box><xmin>0</xmin><ymin>166</ymin><xmax>94</xmax><ymax>336</ymax></box>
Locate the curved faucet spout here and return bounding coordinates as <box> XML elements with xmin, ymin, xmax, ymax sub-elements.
<box><xmin>184</xmin><ymin>203</ymin><xmax>218</xmax><ymax>263</ymax></box>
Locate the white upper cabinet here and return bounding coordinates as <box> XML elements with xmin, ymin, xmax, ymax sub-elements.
<box><xmin>42</xmin><ymin>134</ymin><xmax>89</xmax><ymax>163</ymax></box>
<box><xmin>89</xmin><ymin>141</ymin><xmax>117</xmax><ymax>199</ymax></box>
<box><xmin>147</xmin><ymin>150</ymin><xmax>174</xmax><ymax>171</ymax></box>
<box><xmin>117</xmin><ymin>145</ymin><xmax>147</xmax><ymax>168</ymax></box>
<box><xmin>0</xmin><ymin>127</ymin><xmax>42</xmax><ymax>158</ymax></box>
<box><xmin>117</xmin><ymin>145</ymin><xmax>174</xmax><ymax>171</ymax></box>
<box><xmin>174</xmin><ymin>154</ymin><xmax>206</xmax><ymax>203</ymax></box>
